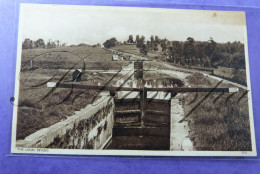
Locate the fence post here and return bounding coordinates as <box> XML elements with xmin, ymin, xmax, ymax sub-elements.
<box><xmin>140</xmin><ymin>88</ymin><xmax>147</xmax><ymax>127</ymax></box>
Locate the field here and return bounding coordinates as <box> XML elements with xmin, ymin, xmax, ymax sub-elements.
<box><xmin>17</xmin><ymin>46</ymin><xmax>130</xmax><ymax>140</ymax></box>
<box><xmin>182</xmin><ymin>73</ymin><xmax>251</xmax><ymax>151</ymax></box>
<box><xmin>112</xmin><ymin>44</ymin><xmax>140</xmax><ymax>55</ymax></box>
<box><xmin>21</xmin><ymin>45</ymin><xmax>129</xmax><ymax>70</ymax></box>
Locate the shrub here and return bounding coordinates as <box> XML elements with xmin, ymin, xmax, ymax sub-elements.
<box><xmin>186</xmin><ymin>73</ymin><xmax>211</xmax><ymax>86</ymax></box>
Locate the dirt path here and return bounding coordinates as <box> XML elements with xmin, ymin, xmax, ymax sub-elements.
<box><xmin>170</xmin><ymin>94</ymin><xmax>193</xmax><ymax>151</ymax></box>
<box><xmin>154</xmin><ymin>69</ymin><xmax>194</xmax><ymax>151</ymax></box>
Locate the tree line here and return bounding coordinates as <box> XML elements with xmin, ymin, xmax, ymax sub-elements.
<box><xmin>22</xmin><ymin>38</ymin><xmax>67</xmax><ymax>49</ymax></box>
<box><xmin>103</xmin><ymin>35</ymin><xmax>245</xmax><ymax>69</ymax></box>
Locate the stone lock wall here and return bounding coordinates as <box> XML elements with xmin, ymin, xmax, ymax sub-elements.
<box><xmin>16</xmin><ymin>96</ymin><xmax>114</xmax><ymax>149</ymax></box>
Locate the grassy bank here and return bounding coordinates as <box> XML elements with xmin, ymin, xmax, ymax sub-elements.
<box><xmin>182</xmin><ymin>73</ymin><xmax>251</xmax><ymax>151</ymax></box>
<box><xmin>17</xmin><ymin>70</ymin><xmax>118</xmax><ymax>140</ymax></box>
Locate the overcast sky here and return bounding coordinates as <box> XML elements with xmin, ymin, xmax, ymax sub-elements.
<box><xmin>20</xmin><ymin>4</ymin><xmax>246</xmax><ymax>45</ymax></box>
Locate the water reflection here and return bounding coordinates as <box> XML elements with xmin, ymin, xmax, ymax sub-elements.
<box><xmin>115</xmin><ymin>78</ymin><xmax>183</xmax><ymax>89</ymax></box>
<box><xmin>114</xmin><ymin>78</ymin><xmax>183</xmax><ymax>100</ymax></box>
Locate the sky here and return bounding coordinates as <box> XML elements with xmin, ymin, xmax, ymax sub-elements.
<box><xmin>20</xmin><ymin>4</ymin><xmax>247</xmax><ymax>45</ymax></box>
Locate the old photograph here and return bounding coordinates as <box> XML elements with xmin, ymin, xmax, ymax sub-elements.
<box><xmin>11</xmin><ymin>4</ymin><xmax>256</xmax><ymax>156</ymax></box>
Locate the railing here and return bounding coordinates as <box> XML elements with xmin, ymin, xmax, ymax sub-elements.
<box><xmin>47</xmin><ymin>82</ymin><xmax>239</xmax><ymax>94</ymax></box>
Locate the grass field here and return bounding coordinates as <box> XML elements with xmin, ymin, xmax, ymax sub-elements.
<box><xmin>182</xmin><ymin>73</ymin><xmax>251</xmax><ymax>151</ymax></box>
<box><xmin>21</xmin><ymin>45</ymin><xmax>129</xmax><ymax>70</ymax></box>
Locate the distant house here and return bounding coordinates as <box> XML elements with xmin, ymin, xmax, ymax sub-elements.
<box><xmin>112</xmin><ymin>54</ymin><xmax>119</xmax><ymax>61</ymax></box>
<box><xmin>72</xmin><ymin>69</ymin><xmax>82</xmax><ymax>82</ymax></box>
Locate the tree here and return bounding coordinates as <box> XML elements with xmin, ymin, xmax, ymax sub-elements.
<box><xmin>46</xmin><ymin>40</ymin><xmax>56</xmax><ymax>49</ymax></box>
<box><xmin>184</xmin><ymin>37</ymin><xmax>196</xmax><ymax>65</ymax></box>
<box><xmin>160</xmin><ymin>39</ymin><xmax>167</xmax><ymax>53</ymax></box>
<box><xmin>46</xmin><ymin>39</ymin><xmax>56</xmax><ymax>48</ymax></box>
<box><xmin>136</xmin><ymin>35</ymin><xmax>145</xmax><ymax>48</ymax></box>
<box><xmin>171</xmin><ymin>41</ymin><xmax>183</xmax><ymax>64</ymax></box>
<box><xmin>140</xmin><ymin>44</ymin><xmax>148</xmax><ymax>55</ymax></box>
<box><xmin>127</xmin><ymin>35</ymin><xmax>134</xmax><ymax>44</ymax></box>
<box><xmin>34</xmin><ymin>39</ymin><xmax>45</xmax><ymax>48</ymax></box>
<box><xmin>206</xmin><ymin>37</ymin><xmax>216</xmax><ymax>57</ymax></box>
<box><xmin>150</xmin><ymin>35</ymin><xmax>154</xmax><ymax>43</ymax></box>
<box><xmin>196</xmin><ymin>42</ymin><xmax>207</xmax><ymax>66</ymax></box>
<box><xmin>103</xmin><ymin>37</ymin><xmax>118</xmax><ymax>48</ymax></box>
<box><xmin>56</xmin><ymin>40</ymin><xmax>60</xmax><ymax>47</ymax></box>
<box><xmin>135</xmin><ymin>35</ymin><xmax>140</xmax><ymax>44</ymax></box>
<box><xmin>149</xmin><ymin>35</ymin><xmax>157</xmax><ymax>51</ymax></box>
<box><xmin>154</xmin><ymin>36</ymin><xmax>160</xmax><ymax>44</ymax></box>
<box><xmin>22</xmin><ymin>38</ymin><xmax>33</xmax><ymax>49</ymax></box>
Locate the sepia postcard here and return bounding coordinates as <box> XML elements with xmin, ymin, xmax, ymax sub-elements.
<box><xmin>11</xmin><ymin>3</ymin><xmax>256</xmax><ymax>156</ymax></box>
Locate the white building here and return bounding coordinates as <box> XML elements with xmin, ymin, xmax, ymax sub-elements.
<box><xmin>112</xmin><ymin>54</ymin><xmax>119</xmax><ymax>61</ymax></box>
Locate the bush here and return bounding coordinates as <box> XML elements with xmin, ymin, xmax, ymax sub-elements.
<box><xmin>186</xmin><ymin>73</ymin><xmax>211</xmax><ymax>86</ymax></box>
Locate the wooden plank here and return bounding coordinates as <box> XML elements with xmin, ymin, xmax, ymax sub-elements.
<box><xmin>115</xmin><ymin>110</ymin><xmax>140</xmax><ymax>114</ymax></box>
<box><xmin>115</xmin><ymin>98</ymin><xmax>141</xmax><ymax>112</ymax></box>
<box><xmin>114</xmin><ymin>98</ymin><xmax>141</xmax><ymax>104</ymax></box>
<box><xmin>144</xmin><ymin>120</ymin><xmax>170</xmax><ymax>126</ymax></box>
<box><xmin>146</xmin><ymin>110</ymin><xmax>170</xmax><ymax>116</ymax></box>
<box><xmin>47</xmin><ymin>82</ymin><xmax>238</xmax><ymax>93</ymax></box>
<box><xmin>114</xmin><ymin>110</ymin><xmax>141</xmax><ymax>125</ymax></box>
<box><xmin>104</xmin><ymin>136</ymin><xmax>169</xmax><ymax>150</ymax></box>
<box><xmin>113</xmin><ymin>127</ymin><xmax>170</xmax><ymax>137</ymax></box>
<box><xmin>146</xmin><ymin>101</ymin><xmax>170</xmax><ymax>115</ymax></box>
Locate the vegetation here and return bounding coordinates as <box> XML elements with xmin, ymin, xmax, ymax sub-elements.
<box><xmin>103</xmin><ymin>37</ymin><xmax>118</xmax><ymax>48</ymax></box>
<box><xmin>182</xmin><ymin>73</ymin><xmax>251</xmax><ymax>151</ymax></box>
<box><xmin>141</xmin><ymin>36</ymin><xmax>245</xmax><ymax>69</ymax></box>
<box><xmin>20</xmin><ymin>46</ymin><xmax>128</xmax><ymax>71</ymax></box>
<box><xmin>108</xmin><ymin>35</ymin><xmax>245</xmax><ymax>70</ymax></box>
<box><xmin>22</xmin><ymin>38</ymin><xmax>67</xmax><ymax>49</ymax></box>
<box><xmin>17</xmin><ymin>88</ymin><xmax>97</xmax><ymax>140</ymax></box>
<box><xmin>127</xmin><ymin>35</ymin><xmax>134</xmax><ymax>44</ymax></box>
<box><xmin>23</xmin><ymin>35</ymin><xmax>246</xmax><ymax>71</ymax></box>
